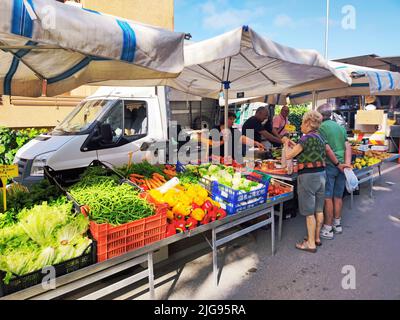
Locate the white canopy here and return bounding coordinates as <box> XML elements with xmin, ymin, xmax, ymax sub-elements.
<box><xmin>0</xmin><ymin>0</ymin><xmax>185</xmax><ymax>97</ymax></box>
<box><xmin>101</xmin><ymin>26</ymin><xmax>351</xmax><ymax>98</ymax></box>
<box><xmin>285</xmin><ymin>61</ymin><xmax>400</xmax><ymax>104</ymax></box>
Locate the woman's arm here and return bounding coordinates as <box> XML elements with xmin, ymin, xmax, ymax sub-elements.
<box><xmin>286</xmin><ymin>144</ymin><xmax>303</xmax><ymax>160</ymax></box>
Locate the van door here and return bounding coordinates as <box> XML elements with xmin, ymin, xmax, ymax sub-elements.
<box><xmin>95</xmin><ymin>99</ymin><xmax>154</xmax><ymax>167</ymax></box>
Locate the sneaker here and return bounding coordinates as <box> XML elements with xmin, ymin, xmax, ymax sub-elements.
<box><xmin>320</xmin><ymin>228</ymin><xmax>334</xmax><ymax>240</ymax></box>
<box><xmin>333</xmin><ymin>224</ymin><xmax>343</xmax><ymax>234</ymax></box>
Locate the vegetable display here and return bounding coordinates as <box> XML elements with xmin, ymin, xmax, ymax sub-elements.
<box><xmin>129</xmin><ymin>172</ymin><xmax>168</xmax><ymax>190</ymax></box>
<box><xmin>69</xmin><ymin>167</ymin><xmax>156</xmax><ymax>226</ymax></box>
<box><xmin>150</xmin><ymin>184</ymin><xmax>227</xmax><ymax>236</ymax></box>
<box><xmin>0</xmin><ymin>200</ymin><xmax>92</xmax><ymax>284</ymax></box>
<box><xmin>186</xmin><ymin>164</ymin><xmax>263</xmax><ymax>192</ymax></box>
<box><xmin>118</xmin><ymin>161</ymin><xmax>177</xmax><ymax>190</ymax></box>
<box><xmin>0</xmin><ymin>180</ymin><xmax>64</xmax><ymax>228</ymax></box>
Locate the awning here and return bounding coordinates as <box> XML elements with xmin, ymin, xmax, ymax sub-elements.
<box><xmin>285</xmin><ymin>61</ymin><xmax>400</xmax><ymax>104</ymax></box>
<box><xmin>0</xmin><ymin>0</ymin><xmax>185</xmax><ymax>97</ymax></box>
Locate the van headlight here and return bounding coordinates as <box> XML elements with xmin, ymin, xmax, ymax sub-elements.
<box><xmin>31</xmin><ymin>152</ymin><xmax>54</xmax><ymax>177</ymax></box>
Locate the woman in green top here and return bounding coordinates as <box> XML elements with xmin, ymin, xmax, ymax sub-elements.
<box><xmin>286</xmin><ymin>111</ymin><xmax>338</xmax><ymax>253</ymax></box>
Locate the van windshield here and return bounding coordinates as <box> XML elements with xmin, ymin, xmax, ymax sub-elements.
<box><xmin>53</xmin><ymin>99</ymin><xmax>110</xmax><ymax>134</ymax></box>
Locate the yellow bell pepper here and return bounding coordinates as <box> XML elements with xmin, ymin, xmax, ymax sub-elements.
<box><xmin>173</xmin><ymin>203</ymin><xmax>191</xmax><ymax>217</ymax></box>
<box><xmin>211</xmin><ymin>200</ymin><xmax>221</xmax><ymax>208</ymax></box>
<box><xmin>148</xmin><ymin>189</ymin><xmax>164</xmax><ymax>204</ymax></box>
<box><xmin>191</xmin><ymin>208</ymin><xmax>206</xmax><ymax>221</ymax></box>
<box><xmin>164</xmin><ymin>189</ymin><xmax>179</xmax><ymax>207</ymax></box>
<box><xmin>166</xmin><ymin>210</ymin><xmax>174</xmax><ymax>220</ymax></box>
<box><xmin>192</xmin><ymin>196</ymin><xmax>204</xmax><ymax>207</ymax></box>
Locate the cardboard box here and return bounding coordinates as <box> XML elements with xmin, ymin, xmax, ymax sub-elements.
<box><xmin>356</xmin><ymin>110</ymin><xmax>384</xmax><ymax>125</ymax></box>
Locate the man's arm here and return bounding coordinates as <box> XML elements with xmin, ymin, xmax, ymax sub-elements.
<box><xmin>259</xmin><ymin>130</ymin><xmax>283</xmax><ymax>144</ymax></box>
<box><xmin>326</xmin><ymin>144</ymin><xmax>338</xmax><ymax>164</ymax></box>
<box><xmin>271</xmin><ymin>127</ymin><xmax>283</xmax><ymax>139</ymax></box>
<box><xmin>240</xmin><ymin>135</ymin><xmax>266</xmax><ymax>150</ymax></box>
<box><xmin>344</xmin><ymin>141</ymin><xmax>352</xmax><ymax>166</ymax></box>
<box><xmin>325</xmin><ymin>144</ymin><xmax>352</xmax><ymax>172</ymax></box>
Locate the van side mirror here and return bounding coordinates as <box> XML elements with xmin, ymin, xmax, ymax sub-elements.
<box><xmin>100</xmin><ymin>124</ymin><xmax>113</xmax><ymax>144</ymax></box>
<box><xmin>140</xmin><ymin>142</ymin><xmax>150</xmax><ymax>151</ymax></box>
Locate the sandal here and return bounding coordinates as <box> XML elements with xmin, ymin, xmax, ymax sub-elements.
<box><xmin>295</xmin><ymin>240</ymin><xmax>317</xmax><ymax>253</ymax></box>
<box><xmin>304</xmin><ymin>237</ymin><xmax>322</xmax><ymax>247</ymax></box>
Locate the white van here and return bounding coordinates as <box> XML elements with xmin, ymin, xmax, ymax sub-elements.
<box><xmin>13</xmin><ymin>86</ymin><xmax>177</xmax><ymax>186</ymax></box>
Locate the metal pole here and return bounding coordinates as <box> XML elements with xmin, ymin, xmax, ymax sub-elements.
<box><xmin>148</xmin><ymin>252</ymin><xmax>155</xmax><ymax>300</ymax></box>
<box><xmin>312</xmin><ymin>91</ymin><xmax>317</xmax><ymax>110</ymax></box>
<box><xmin>212</xmin><ymin>228</ymin><xmax>218</xmax><ymax>286</ymax></box>
<box><xmin>224</xmin><ymin>87</ymin><xmax>229</xmax><ymax>161</ymax></box>
<box><xmin>325</xmin><ymin>0</ymin><xmax>330</xmax><ymax>59</ymax></box>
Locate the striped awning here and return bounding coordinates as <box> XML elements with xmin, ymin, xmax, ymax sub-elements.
<box><xmin>0</xmin><ymin>0</ymin><xmax>185</xmax><ymax>97</ymax></box>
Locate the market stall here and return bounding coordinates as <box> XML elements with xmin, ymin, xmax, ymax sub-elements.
<box><xmin>0</xmin><ymin>159</ymin><xmax>294</xmax><ymax>298</ymax></box>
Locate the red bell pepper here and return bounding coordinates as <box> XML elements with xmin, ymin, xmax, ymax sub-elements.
<box><xmin>200</xmin><ymin>213</ymin><xmax>211</xmax><ymax>225</ymax></box>
<box><xmin>215</xmin><ymin>208</ymin><xmax>227</xmax><ymax>220</ymax></box>
<box><xmin>174</xmin><ymin>217</ymin><xmax>186</xmax><ymax>233</ymax></box>
<box><xmin>166</xmin><ymin>223</ymin><xmax>176</xmax><ymax>237</ymax></box>
<box><xmin>202</xmin><ymin>200</ymin><xmax>214</xmax><ymax>212</ymax></box>
<box><xmin>192</xmin><ymin>203</ymin><xmax>202</xmax><ymax>210</ymax></box>
<box><xmin>208</xmin><ymin>207</ymin><xmax>218</xmax><ymax>222</ymax></box>
<box><xmin>185</xmin><ymin>217</ymin><xmax>198</xmax><ymax>230</ymax></box>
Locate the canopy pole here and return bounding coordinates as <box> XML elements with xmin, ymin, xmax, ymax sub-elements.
<box><xmin>222</xmin><ymin>81</ymin><xmax>232</xmax><ymax>163</ymax></box>
<box><xmin>312</xmin><ymin>91</ymin><xmax>317</xmax><ymax>110</ymax></box>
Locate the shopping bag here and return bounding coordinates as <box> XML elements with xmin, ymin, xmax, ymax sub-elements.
<box><xmin>344</xmin><ymin>168</ymin><xmax>359</xmax><ymax>193</ymax></box>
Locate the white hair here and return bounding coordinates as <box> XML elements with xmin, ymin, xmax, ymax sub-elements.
<box><xmin>317</xmin><ymin>103</ymin><xmax>333</xmax><ymax>120</ymax></box>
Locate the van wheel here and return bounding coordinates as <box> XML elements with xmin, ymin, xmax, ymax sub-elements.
<box><xmin>192</xmin><ymin>116</ymin><xmax>212</xmax><ymax>130</ymax></box>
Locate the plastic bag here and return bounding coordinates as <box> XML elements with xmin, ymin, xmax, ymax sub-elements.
<box><xmin>344</xmin><ymin>168</ymin><xmax>359</xmax><ymax>193</ymax></box>
<box><xmin>332</xmin><ymin>113</ymin><xmax>348</xmax><ymax>129</ymax></box>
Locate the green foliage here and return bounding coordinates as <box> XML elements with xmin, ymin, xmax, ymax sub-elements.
<box><xmin>0</xmin><ymin>127</ymin><xmax>47</xmax><ymax>165</ymax></box>
<box><xmin>275</xmin><ymin>104</ymin><xmax>311</xmax><ymax>132</ymax></box>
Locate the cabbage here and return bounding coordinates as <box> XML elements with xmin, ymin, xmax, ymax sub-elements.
<box><xmin>32</xmin><ymin>246</ymin><xmax>56</xmax><ymax>270</ymax></box>
<box><xmin>19</xmin><ymin>202</ymin><xmax>70</xmax><ymax>246</ymax></box>
<box><xmin>0</xmin><ymin>200</ymin><xmax>92</xmax><ymax>281</ymax></box>
<box><xmin>56</xmin><ymin>214</ymin><xmax>89</xmax><ymax>246</ymax></box>
<box><xmin>0</xmin><ymin>248</ymin><xmax>39</xmax><ymax>278</ymax></box>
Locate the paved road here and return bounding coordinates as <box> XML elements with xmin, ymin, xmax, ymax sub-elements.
<box><xmin>67</xmin><ymin>163</ymin><xmax>400</xmax><ymax>300</ymax></box>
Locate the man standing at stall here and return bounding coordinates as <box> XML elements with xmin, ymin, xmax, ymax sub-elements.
<box><xmin>273</xmin><ymin>105</ymin><xmax>291</xmax><ymax>138</ymax></box>
<box><xmin>317</xmin><ymin>104</ymin><xmax>352</xmax><ymax>240</ymax></box>
<box><xmin>241</xmin><ymin>107</ymin><xmax>291</xmax><ymax>157</ymax></box>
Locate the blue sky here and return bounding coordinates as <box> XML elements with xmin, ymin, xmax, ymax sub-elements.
<box><xmin>175</xmin><ymin>0</ymin><xmax>400</xmax><ymax>60</ymax></box>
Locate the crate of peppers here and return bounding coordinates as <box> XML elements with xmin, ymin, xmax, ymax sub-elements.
<box><xmin>64</xmin><ymin>164</ymin><xmax>168</xmax><ymax>262</ymax></box>
<box><xmin>147</xmin><ymin>184</ymin><xmax>227</xmax><ymax>237</ymax></box>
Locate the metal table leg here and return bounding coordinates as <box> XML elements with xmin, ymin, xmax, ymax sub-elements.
<box><xmin>370</xmin><ymin>173</ymin><xmax>373</xmax><ymax>198</ymax></box>
<box><xmin>278</xmin><ymin>203</ymin><xmax>283</xmax><ymax>241</ymax></box>
<box><xmin>212</xmin><ymin>228</ymin><xmax>218</xmax><ymax>287</ymax></box>
<box><xmin>148</xmin><ymin>252</ymin><xmax>155</xmax><ymax>300</ymax></box>
<box><xmin>271</xmin><ymin>207</ymin><xmax>275</xmax><ymax>256</ymax></box>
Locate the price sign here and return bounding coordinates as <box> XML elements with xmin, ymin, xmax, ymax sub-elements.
<box><xmin>0</xmin><ymin>164</ymin><xmax>18</xmax><ymax>212</ymax></box>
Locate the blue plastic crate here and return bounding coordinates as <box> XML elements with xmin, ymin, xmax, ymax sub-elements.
<box><xmin>176</xmin><ymin>161</ymin><xmax>186</xmax><ymax>173</ymax></box>
<box><xmin>214</xmin><ymin>196</ymin><xmax>266</xmax><ymax>215</ymax></box>
<box><xmin>211</xmin><ymin>179</ymin><xmax>269</xmax><ymax>204</ymax></box>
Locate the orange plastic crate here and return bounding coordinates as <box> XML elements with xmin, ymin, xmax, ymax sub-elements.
<box><xmin>81</xmin><ymin>193</ymin><xmax>168</xmax><ymax>262</ymax></box>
